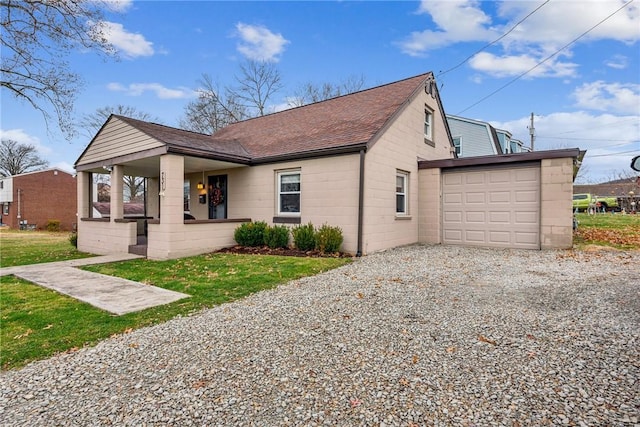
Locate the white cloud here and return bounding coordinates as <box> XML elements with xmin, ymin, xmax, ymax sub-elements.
<box><xmin>468</xmin><ymin>52</ymin><xmax>578</xmax><ymax>78</ymax></box>
<box><xmin>107</xmin><ymin>82</ymin><xmax>196</xmax><ymax>99</ymax></box>
<box><xmin>399</xmin><ymin>0</ymin><xmax>640</xmax><ymax>77</ymax></box>
<box><xmin>104</xmin><ymin>0</ymin><xmax>133</xmax><ymax>12</ymax></box>
<box><xmin>573</xmin><ymin>81</ymin><xmax>640</xmax><ymax>115</ymax></box>
<box><xmin>102</xmin><ymin>21</ymin><xmax>154</xmax><ymax>58</ymax></box>
<box><xmin>399</xmin><ymin>0</ymin><xmax>497</xmax><ymax>56</ymax></box>
<box><xmin>234</xmin><ymin>23</ymin><xmax>289</xmax><ymax>62</ymax></box>
<box><xmin>605</xmin><ymin>54</ymin><xmax>629</xmax><ymax>69</ymax></box>
<box><xmin>491</xmin><ymin>111</ymin><xmax>640</xmax><ymax>183</ymax></box>
<box><xmin>0</xmin><ymin>129</ymin><xmax>52</xmax><ymax>156</ymax></box>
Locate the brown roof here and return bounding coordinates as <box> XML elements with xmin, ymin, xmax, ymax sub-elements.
<box><xmin>210</xmin><ymin>72</ymin><xmax>432</xmax><ymax>161</ymax></box>
<box><xmin>113</xmin><ymin>116</ymin><xmax>252</xmax><ymax>161</ymax></box>
<box><xmin>111</xmin><ymin>72</ymin><xmax>433</xmax><ymax>163</ymax></box>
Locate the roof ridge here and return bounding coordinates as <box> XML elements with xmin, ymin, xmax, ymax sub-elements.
<box><xmin>113</xmin><ymin>115</ymin><xmax>213</xmax><ymax>137</ymax></box>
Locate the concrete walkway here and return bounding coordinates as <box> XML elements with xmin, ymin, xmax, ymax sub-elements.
<box><xmin>0</xmin><ymin>255</ymin><xmax>190</xmax><ymax>315</ymax></box>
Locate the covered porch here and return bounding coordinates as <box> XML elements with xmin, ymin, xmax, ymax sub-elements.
<box><xmin>76</xmin><ymin>153</ymin><xmax>250</xmax><ymax>260</ymax></box>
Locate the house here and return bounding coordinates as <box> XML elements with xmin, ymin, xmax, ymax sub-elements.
<box><xmin>446</xmin><ymin>114</ymin><xmax>531</xmax><ymax>157</ymax></box>
<box><xmin>0</xmin><ymin>168</ymin><xmax>77</xmax><ymax>231</ymax></box>
<box><xmin>74</xmin><ymin>72</ymin><xmax>580</xmax><ymax>260</ymax></box>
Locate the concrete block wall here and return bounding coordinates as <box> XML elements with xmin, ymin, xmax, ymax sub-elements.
<box><xmin>417</xmin><ymin>168</ymin><xmax>442</xmax><ymax>244</ymax></box>
<box><xmin>540</xmin><ymin>157</ymin><xmax>574</xmax><ymax>249</ymax></box>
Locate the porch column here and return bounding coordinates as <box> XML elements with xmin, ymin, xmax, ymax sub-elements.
<box><xmin>110</xmin><ymin>165</ymin><xmax>124</xmax><ymax>220</ymax></box>
<box><xmin>159</xmin><ymin>154</ymin><xmax>184</xmax><ymax>224</ymax></box>
<box><xmin>77</xmin><ymin>171</ymin><xmax>90</xmax><ymax>218</ymax></box>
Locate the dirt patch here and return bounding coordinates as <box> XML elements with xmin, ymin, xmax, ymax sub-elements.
<box><xmin>215</xmin><ymin>245</ymin><xmax>353</xmax><ymax>258</ymax></box>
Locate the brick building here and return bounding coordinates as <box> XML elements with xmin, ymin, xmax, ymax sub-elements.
<box><xmin>0</xmin><ymin>168</ymin><xmax>77</xmax><ymax>231</ymax></box>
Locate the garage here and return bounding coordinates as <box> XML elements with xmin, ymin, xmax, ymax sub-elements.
<box><xmin>441</xmin><ymin>163</ymin><xmax>540</xmax><ymax>249</ymax></box>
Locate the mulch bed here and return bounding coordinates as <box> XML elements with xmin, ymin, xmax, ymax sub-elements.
<box><xmin>215</xmin><ymin>245</ymin><xmax>353</xmax><ymax>258</ymax></box>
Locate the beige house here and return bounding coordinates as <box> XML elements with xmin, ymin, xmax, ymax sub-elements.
<box><xmin>75</xmin><ymin>72</ymin><xmax>580</xmax><ymax>260</ymax></box>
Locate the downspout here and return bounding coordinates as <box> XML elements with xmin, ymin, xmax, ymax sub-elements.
<box><xmin>356</xmin><ymin>149</ymin><xmax>365</xmax><ymax>257</ymax></box>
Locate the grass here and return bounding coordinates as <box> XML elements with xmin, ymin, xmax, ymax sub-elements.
<box><xmin>0</xmin><ymin>229</ymin><xmax>93</xmax><ymax>267</ymax></box>
<box><xmin>0</xmin><ymin>232</ymin><xmax>351</xmax><ymax>370</ymax></box>
<box><xmin>573</xmin><ymin>212</ymin><xmax>640</xmax><ymax>250</ymax></box>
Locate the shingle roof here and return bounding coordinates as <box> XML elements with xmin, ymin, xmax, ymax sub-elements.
<box><xmin>111</xmin><ymin>72</ymin><xmax>432</xmax><ymax>163</ymax></box>
<box><xmin>210</xmin><ymin>72</ymin><xmax>432</xmax><ymax>160</ymax></box>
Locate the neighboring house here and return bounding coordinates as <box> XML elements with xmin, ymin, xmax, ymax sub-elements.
<box><xmin>74</xmin><ymin>72</ymin><xmax>580</xmax><ymax>259</ymax></box>
<box><xmin>446</xmin><ymin>115</ymin><xmax>531</xmax><ymax>157</ymax></box>
<box><xmin>0</xmin><ymin>168</ymin><xmax>77</xmax><ymax>231</ymax></box>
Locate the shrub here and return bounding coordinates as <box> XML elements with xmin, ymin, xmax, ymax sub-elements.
<box><xmin>315</xmin><ymin>224</ymin><xmax>343</xmax><ymax>253</ymax></box>
<box><xmin>264</xmin><ymin>225</ymin><xmax>290</xmax><ymax>249</ymax></box>
<box><xmin>69</xmin><ymin>232</ymin><xmax>78</xmax><ymax>248</ymax></box>
<box><xmin>233</xmin><ymin>221</ymin><xmax>268</xmax><ymax>247</ymax></box>
<box><xmin>292</xmin><ymin>222</ymin><xmax>316</xmax><ymax>251</ymax></box>
<box><xmin>47</xmin><ymin>220</ymin><xmax>61</xmax><ymax>232</ymax></box>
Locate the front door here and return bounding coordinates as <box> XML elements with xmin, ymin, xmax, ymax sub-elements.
<box><xmin>208</xmin><ymin>175</ymin><xmax>227</xmax><ymax>219</ymax></box>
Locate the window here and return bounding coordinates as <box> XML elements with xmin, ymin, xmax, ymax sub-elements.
<box><xmin>452</xmin><ymin>136</ymin><xmax>462</xmax><ymax>156</ymax></box>
<box><xmin>424</xmin><ymin>107</ymin><xmax>433</xmax><ymax>141</ymax></box>
<box><xmin>2</xmin><ymin>203</ymin><xmax>8</xmax><ymax>215</ymax></box>
<box><xmin>183</xmin><ymin>180</ymin><xmax>190</xmax><ymax>211</ymax></box>
<box><xmin>277</xmin><ymin>170</ymin><xmax>301</xmax><ymax>215</ymax></box>
<box><xmin>396</xmin><ymin>171</ymin><xmax>409</xmax><ymax>215</ymax></box>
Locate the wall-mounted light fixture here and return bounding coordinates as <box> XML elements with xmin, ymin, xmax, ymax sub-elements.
<box><xmin>197</xmin><ymin>181</ymin><xmax>205</xmax><ymax>190</ymax></box>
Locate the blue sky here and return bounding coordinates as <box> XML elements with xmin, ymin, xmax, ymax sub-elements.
<box><xmin>2</xmin><ymin>0</ymin><xmax>639</xmax><ymax>183</ymax></box>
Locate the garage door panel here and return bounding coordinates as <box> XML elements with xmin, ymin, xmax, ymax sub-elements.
<box><xmin>442</xmin><ymin>165</ymin><xmax>540</xmax><ymax>249</ymax></box>
<box><xmin>465</xmin><ymin>211</ymin><xmax>486</xmax><ymax>222</ymax></box>
<box><xmin>465</xmin><ymin>192</ymin><xmax>485</xmax><ymax>203</ymax></box>
<box><xmin>464</xmin><ymin>173</ymin><xmax>486</xmax><ymax>185</ymax></box>
<box><xmin>489</xmin><ymin>191</ymin><xmax>510</xmax><ymax>203</ymax></box>
<box><xmin>489</xmin><ymin>211</ymin><xmax>510</xmax><ymax>223</ymax></box>
<box><xmin>488</xmin><ymin>231</ymin><xmax>510</xmax><ymax>243</ymax></box>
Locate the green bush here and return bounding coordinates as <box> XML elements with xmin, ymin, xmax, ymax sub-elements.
<box><xmin>233</xmin><ymin>221</ymin><xmax>268</xmax><ymax>247</ymax></box>
<box><xmin>69</xmin><ymin>232</ymin><xmax>78</xmax><ymax>248</ymax></box>
<box><xmin>46</xmin><ymin>220</ymin><xmax>61</xmax><ymax>232</ymax></box>
<box><xmin>292</xmin><ymin>222</ymin><xmax>316</xmax><ymax>251</ymax></box>
<box><xmin>315</xmin><ymin>224</ymin><xmax>343</xmax><ymax>253</ymax></box>
<box><xmin>264</xmin><ymin>225</ymin><xmax>290</xmax><ymax>249</ymax></box>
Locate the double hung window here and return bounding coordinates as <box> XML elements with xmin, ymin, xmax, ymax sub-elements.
<box><xmin>277</xmin><ymin>170</ymin><xmax>301</xmax><ymax>215</ymax></box>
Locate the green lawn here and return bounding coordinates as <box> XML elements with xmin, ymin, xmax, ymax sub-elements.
<box><xmin>0</xmin><ymin>230</ymin><xmax>93</xmax><ymax>267</ymax></box>
<box><xmin>0</xmin><ymin>232</ymin><xmax>351</xmax><ymax>370</ymax></box>
<box><xmin>573</xmin><ymin>212</ymin><xmax>640</xmax><ymax>250</ymax></box>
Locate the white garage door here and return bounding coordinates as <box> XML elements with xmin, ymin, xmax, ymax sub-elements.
<box><xmin>442</xmin><ymin>164</ymin><xmax>540</xmax><ymax>249</ymax></box>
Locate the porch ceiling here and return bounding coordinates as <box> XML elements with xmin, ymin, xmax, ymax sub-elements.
<box><xmin>83</xmin><ymin>156</ymin><xmax>246</xmax><ymax>177</ymax></box>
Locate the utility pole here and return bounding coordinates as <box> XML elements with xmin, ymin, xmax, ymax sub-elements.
<box><xmin>529</xmin><ymin>112</ymin><xmax>535</xmax><ymax>151</ymax></box>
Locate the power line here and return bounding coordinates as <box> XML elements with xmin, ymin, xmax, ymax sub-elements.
<box><xmin>436</xmin><ymin>0</ymin><xmax>550</xmax><ymax>78</ymax></box>
<box><xmin>537</xmin><ymin>136</ymin><xmax>639</xmax><ymax>142</ymax></box>
<box><xmin>456</xmin><ymin>0</ymin><xmax>635</xmax><ymax>115</ymax></box>
<box><xmin>587</xmin><ymin>150</ymin><xmax>640</xmax><ymax>157</ymax></box>
<box><xmin>555</xmin><ymin>117</ymin><xmax>640</xmax><ymax>135</ymax></box>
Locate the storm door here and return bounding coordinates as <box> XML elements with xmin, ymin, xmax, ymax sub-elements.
<box><xmin>208</xmin><ymin>175</ymin><xmax>227</xmax><ymax>219</ymax></box>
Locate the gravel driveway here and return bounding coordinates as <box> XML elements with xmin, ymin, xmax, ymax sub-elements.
<box><xmin>1</xmin><ymin>245</ymin><xmax>638</xmax><ymax>426</ymax></box>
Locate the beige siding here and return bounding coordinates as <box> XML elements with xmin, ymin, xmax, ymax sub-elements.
<box><xmin>418</xmin><ymin>168</ymin><xmax>441</xmax><ymax>244</ymax></box>
<box><xmin>147</xmin><ymin>222</ymin><xmax>240</xmax><ymax>260</ymax></box>
<box><xmin>77</xmin><ymin>220</ymin><xmax>137</xmax><ymax>255</ymax></box>
<box><xmin>77</xmin><ymin>117</ymin><xmax>164</xmax><ymax>166</ymax></box>
<box><xmin>363</xmin><ymin>88</ymin><xmax>452</xmax><ymax>254</ymax></box>
<box><xmin>184</xmin><ymin>155</ymin><xmax>361</xmax><ymax>254</ymax></box>
<box><xmin>540</xmin><ymin>158</ymin><xmax>574</xmax><ymax>249</ymax></box>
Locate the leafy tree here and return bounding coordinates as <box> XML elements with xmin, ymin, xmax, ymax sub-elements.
<box><xmin>78</xmin><ymin>105</ymin><xmax>161</xmax><ymax>137</ymax></box>
<box><xmin>0</xmin><ymin>139</ymin><xmax>49</xmax><ymax>177</ymax></box>
<box><xmin>288</xmin><ymin>74</ymin><xmax>366</xmax><ymax>107</ymax></box>
<box><xmin>1</xmin><ymin>0</ymin><xmax>117</xmax><ymax>138</ymax></box>
<box><xmin>179</xmin><ymin>74</ymin><xmax>247</xmax><ymax>134</ymax></box>
<box><xmin>230</xmin><ymin>60</ymin><xmax>284</xmax><ymax>116</ymax></box>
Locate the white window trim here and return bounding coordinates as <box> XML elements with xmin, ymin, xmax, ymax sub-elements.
<box><xmin>424</xmin><ymin>107</ymin><xmax>433</xmax><ymax>141</ymax></box>
<box><xmin>396</xmin><ymin>170</ymin><xmax>409</xmax><ymax>216</ymax></box>
<box><xmin>453</xmin><ymin>135</ymin><xmax>462</xmax><ymax>156</ymax></box>
<box><xmin>276</xmin><ymin>169</ymin><xmax>301</xmax><ymax>217</ymax></box>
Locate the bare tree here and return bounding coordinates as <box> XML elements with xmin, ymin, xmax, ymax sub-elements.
<box><xmin>1</xmin><ymin>1</ymin><xmax>117</xmax><ymax>138</ymax></box>
<box><xmin>230</xmin><ymin>60</ymin><xmax>283</xmax><ymax>116</ymax></box>
<box><xmin>78</xmin><ymin>105</ymin><xmax>161</xmax><ymax>138</ymax></box>
<box><xmin>288</xmin><ymin>74</ymin><xmax>366</xmax><ymax>107</ymax></box>
<box><xmin>0</xmin><ymin>139</ymin><xmax>49</xmax><ymax>177</ymax></box>
<box><xmin>179</xmin><ymin>74</ymin><xmax>247</xmax><ymax>134</ymax></box>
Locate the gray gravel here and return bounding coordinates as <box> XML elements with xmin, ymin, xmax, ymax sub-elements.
<box><xmin>1</xmin><ymin>245</ymin><xmax>639</xmax><ymax>426</ymax></box>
